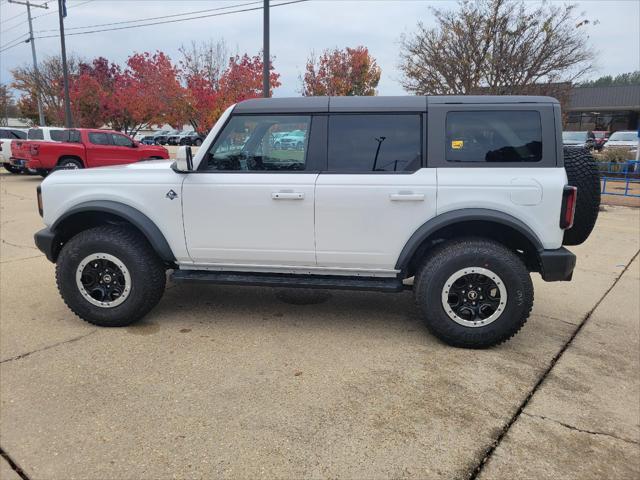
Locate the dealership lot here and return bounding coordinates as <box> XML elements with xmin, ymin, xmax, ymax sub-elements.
<box><xmin>1</xmin><ymin>170</ymin><xmax>638</xmax><ymax>479</ymax></box>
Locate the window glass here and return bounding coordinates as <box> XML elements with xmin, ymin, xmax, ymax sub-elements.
<box><xmin>328</xmin><ymin>115</ymin><xmax>421</xmax><ymax>172</ymax></box>
<box><xmin>446</xmin><ymin>111</ymin><xmax>542</xmax><ymax>163</ymax></box>
<box><xmin>28</xmin><ymin>129</ymin><xmax>44</xmax><ymax>140</ymax></box>
<box><xmin>14</xmin><ymin>130</ymin><xmax>27</xmax><ymax>139</ymax></box>
<box><xmin>49</xmin><ymin>129</ymin><xmax>67</xmax><ymax>141</ymax></box>
<box><xmin>69</xmin><ymin>130</ymin><xmax>81</xmax><ymax>143</ymax></box>
<box><xmin>112</xmin><ymin>134</ymin><xmax>134</xmax><ymax>147</ymax></box>
<box><xmin>202</xmin><ymin>115</ymin><xmax>310</xmax><ymax>171</ymax></box>
<box><xmin>0</xmin><ymin>130</ymin><xmax>11</xmax><ymax>139</ymax></box>
<box><xmin>0</xmin><ymin>129</ymin><xmax>26</xmax><ymax>139</ymax></box>
<box><xmin>88</xmin><ymin>132</ymin><xmax>110</xmax><ymax>145</ymax></box>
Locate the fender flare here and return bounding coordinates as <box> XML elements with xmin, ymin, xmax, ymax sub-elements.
<box><xmin>51</xmin><ymin>200</ymin><xmax>176</xmax><ymax>262</ymax></box>
<box><xmin>395</xmin><ymin>208</ymin><xmax>544</xmax><ymax>271</ymax></box>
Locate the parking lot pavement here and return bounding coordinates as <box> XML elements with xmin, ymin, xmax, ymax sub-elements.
<box><xmin>1</xmin><ymin>170</ymin><xmax>639</xmax><ymax>479</ymax></box>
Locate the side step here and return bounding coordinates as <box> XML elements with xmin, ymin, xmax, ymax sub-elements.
<box><xmin>171</xmin><ymin>270</ymin><xmax>404</xmax><ymax>293</ymax></box>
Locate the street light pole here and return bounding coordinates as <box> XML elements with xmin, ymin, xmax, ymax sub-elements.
<box><xmin>8</xmin><ymin>0</ymin><xmax>48</xmax><ymax>126</ymax></box>
<box><xmin>57</xmin><ymin>0</ymin><xmax>72</xmax><ymax>127</ymax></box>
<box><xmin>262</xmin><ymin>0</ymin><xmax>269</xmax><ymax>98</ymax></box>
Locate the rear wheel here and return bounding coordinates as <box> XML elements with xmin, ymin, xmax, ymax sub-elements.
<box><xmin>563</xmin><ymin>147</ymin><xmax>600</xmax><ymax>246</ymax></box>
<box><xmin>56</xmin><ymin>225</ymin><xmax>166</xmax><ymax>327</ymax></box>
<box><xmin>2</xmin><ymin>163</ymin><xmax>21</xmax><ymax>174</ymax></box>
<box><xmin>58</xmin><ymin>157</ymin><xmax>83</xmax><ymax>169</ymax></box>
<box><xmin>194</xmin><ymin>138</ymin><xmax>202</xmax><ymax>146</ymax></box>
<box><xmin>414</xmin><ymin>237</ymin><xmax>533</xmax><ymax>349</ymax></box>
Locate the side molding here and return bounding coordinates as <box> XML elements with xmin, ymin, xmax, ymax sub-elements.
<box><xmin>395</xmin><ymin>208</ymin><xmax>544</xmax><ymax>271</ymax></box>
<box><xmin>51</xmin><ymin>200</ymin><xmax>176</xmax><ymax>262</ymax></box>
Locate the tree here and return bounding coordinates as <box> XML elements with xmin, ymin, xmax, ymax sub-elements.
<box><xmin>179</xmin><ymin>39</ymin><xmax>229</xmax><ymax>87</ymax></box>
<box><xmin>302</xmin><ymin>46</ymin><xmax>381</xmax><ymax>96</ymax></box>
<box><xmin>0</xmin><ymin>84</ymin><xmax>20</xmax><ymax>125</ymax></box>
<box><xmin>579</xmin><ymin>71</ymin><xmax>640</xmax><ymax>87</ymax></box>
<box><xmin>399</xmin><ymin>0</ymin><xmax>595</xmax><ymax>96</ymax></box>
<box><xmin>183</xmin><ymin>52</ymin><xmax>280</xmax><ymax>132</ymax></box>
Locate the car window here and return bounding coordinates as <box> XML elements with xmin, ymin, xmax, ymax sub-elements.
<box><xmin>446</xmin><ymin>111</ymin><xmax>542</xmax><ymax>163</ymax></box>
<box><xmin>112</xmin><ymin>134</ymin><xmax>134</xmax><ymax>147</ymax></box>
<box><xmin>50</xmin><ymin>130</ymin><xmax>69</xmax><ymax>141</ymax></box>
<box><xmin>202</xmin><ymin>115</ymin><xmax>310</xmax><ymax>171</ymax></box>
<box><xmin>0</xmin><ymin>130</ymin><xmax>11</xmax><ymax>139</ymax></box>
<box><xmin>0</xmin><ymin>129</ymin><xmax>27</xmax><ymax>139</ymax></box>
<box><xmin>562</xmin><ymin>131</ymin><xmax>587</xmax><ymax>142</ymax></box>
<box><xmin>88</xmin><ymin>132</ymin><xmax>111</xmax><ymax>145</ymax></box>
<box><xmin>328</xmin><ymin>114</ymin><xmax>421</xmax><ymax>172</ymax></box>
<box><xmin>68</xmin><ymin>130</ymin><xmax>81</xmax><ymax>143</ymax></box>
<box><xmin>28</xmin><ymin>129</ymin><xmax>44</xmax><ymax>140</ymax></box>
<box><xmin>609</xmin><ymin>132</ymin><xmax>636</xmax><ymax>141</ymax></box>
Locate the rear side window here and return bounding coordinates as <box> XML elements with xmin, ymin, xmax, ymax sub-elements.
<box><xmin>13</xmin><ymin>130</ymin><xmax>27</xmax><ymax>139</ymax></box>
<box><xmin>202</xmin><ymin>115</ymin><xmax>311</xmax><ymax>171</ymax></box>
<box><xmin>446</xmin><ymin>111</ymin><xmax>542</xmax><ymax>163</ymax></box>
<box><xmin>0</xmin><ymin>129</ymin><xmax>26</xmax><ymax>139</ymax></box>
<box><xmin>49</xmin><ymin>130</ymin><xmax>67</xmax><ymax>141</ymax></box>
<box><xmin>88</xmin><ymin>132</ymin><xmax>110</xmax><ymax>145</ymax></box>
<box><xmin>328</xmin><ymin>114</ymin><xmax>421</xmax><ymax>172</ymax></box>
<box><xmin>28</xmin><ymin>129</ymin><xmax>44</xmax><ymax>140</ymax></box>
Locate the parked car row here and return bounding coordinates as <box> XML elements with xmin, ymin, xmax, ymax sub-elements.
<box><xmin>562</xmin><ymin>130</ymin><xmax>638</xmax><ymax>155</ymax></box>
<box><xmin>140</xmin><ymin>129</ymin><xmax>205</xmax><ymax>146</ymax></box>
<box><xmin>2</xmin><ymin>127</ymin><xmax>169</xmax><ymax>176</ymax></box>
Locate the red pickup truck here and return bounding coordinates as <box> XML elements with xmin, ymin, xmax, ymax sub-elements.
<box><xmin>25</xmin><ymin>128</ymin><xmax>169</xmax><ymax>174</ymax></box>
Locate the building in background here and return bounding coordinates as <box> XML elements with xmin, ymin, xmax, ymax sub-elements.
<box><xmin>565</xmin><ymin>85</ymin><xmax>640</xmax><ymax>133</ymax></box>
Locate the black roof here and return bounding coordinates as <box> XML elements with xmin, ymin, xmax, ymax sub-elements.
<box><xmin>569</xmin><ymin>85</ymin><xmax>640</xmax><ymax>111</ymax></box>
<box><xmin>233</xmin><ymin>95</ymin><xmax>559</xmax><ymax>113</ymax></box>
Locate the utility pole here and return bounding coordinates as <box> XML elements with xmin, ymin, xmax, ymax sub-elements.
<box><xmin>262</xmin><ymin>0</ymin><xmax>269</xmax><ymax>98</ymax></box>
<box><xmin>57</xmin><ymin>0</ymin><xmax>72</xmax><ymax>127</ymax></box>
<box><xmin>8</xmin><ymin>0</ymin><xmax>48</xmax><ymax>126</ymax></box>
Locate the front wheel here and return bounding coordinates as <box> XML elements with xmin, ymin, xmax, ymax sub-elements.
<box><xmin>414</xmin><ymin>237</ymin><xmax>533</xmax><ymax>349</ymax></box>
<box><xmin>56</xmin><ymin>225</ymin><xmax>166</xmax><ymax>327</ymax></box>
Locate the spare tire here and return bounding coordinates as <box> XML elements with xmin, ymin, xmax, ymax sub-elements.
<box><xmin>563</xmin><ymin>147</ymin><xmax>601</xmax><ymax>246</ymax></box>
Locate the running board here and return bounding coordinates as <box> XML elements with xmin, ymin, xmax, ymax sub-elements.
<box><xmin>171</xmin><ymin>270</ymin><xmax>405</xmax><ymax>292</ymax></box>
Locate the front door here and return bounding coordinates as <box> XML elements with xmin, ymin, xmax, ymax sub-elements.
<box><xmin>315</xmin><ymin>113</ymin><xmax>437</xmax><ymax>272</ymax></box>
<box><xmin>182</xmin><ymin>114</ymin><xmax>318</xmax><ymax>267</ymax></box>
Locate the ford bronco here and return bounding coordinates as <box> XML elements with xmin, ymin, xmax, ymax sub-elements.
<box><xmin>34</xmin><ymin>96</ymin><xmax>600</xmax><ymax>348</ymax></box>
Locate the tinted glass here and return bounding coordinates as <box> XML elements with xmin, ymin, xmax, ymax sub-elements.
<box><xmin>0</xmin><ymin>130</ymin><xmax>11</xmax><ymax>139</ymax></box>
<box><xmin>0</xmin><ymin>129</ymin><xmax>26</xmax><ymax>139</ymax></box>
<box><xmin>446</xmin><ymin>111</ymin><xmax>542</xmax><ymax>162</ymax></box>
<box><xmin>50</xmin><ymin>129</ymin><xmax>69</xmax><ymax>141</ymax></box>
<box><xmin>202</xmin><ymin>115</ymin><xmax>310</xmax><ymax>171</ymax></box>
<box><xmin>88</xmin><ymin>132</ymin><xmax>110</xmax><ymax>145</ymax></box>
<box><xmin>28</xmin><ymin>129</ymin><xmax>44</xmax><ymax>140</ymax></box>
<box><xmin>69</xmin><ymin>130</ymin><xmax>81</xmax><ymax>143</ymax></box>
<box><xmin>112</xmin><ymin>134</ymin><xmax>134</xmax><ymax>147</ymax></box>
<box><xmin>328</xmin><ymin>115</ymin><xmax>421</xmax><ymax>172</ymax></box>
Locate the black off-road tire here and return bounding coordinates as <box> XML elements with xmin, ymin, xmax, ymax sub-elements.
<box><xmin>56</xmin><ymin>225</ymin><xmax>166</xmax><ymax>327</ymax></box>
<box><xmin>414</xmin><ymin>237</ymin><xmax>533</xmax><ymax>349</ymax></box>
<box><xmin>563</xmin><ymin>147</ymin><xmax>600</xmax><ymax>246</ymax></box>
<box><xmin>2</xmin><ymin>162</ymin><xmax>21</xmax><ymax>174</ymax></box>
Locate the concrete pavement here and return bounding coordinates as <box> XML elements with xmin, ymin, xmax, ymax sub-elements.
<box><xmin>1</xmin><ymin>170</ymin><xmax>639</xmax><ymax>479</ymax></box>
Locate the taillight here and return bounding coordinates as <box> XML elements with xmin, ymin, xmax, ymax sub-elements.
<box><xmin>30</xmin><ymin>144</ymin><xmax>39</xmax><ymax>156</ymax></box>
<box><xmin>36</xmin><ymin>186</ymin><xmax>43</xmax><ymax>217</ymax></box>
<box><xmin>560</xmin><ymin>185</ymin><xmax>577</xmax><ymax>229</ymax></box>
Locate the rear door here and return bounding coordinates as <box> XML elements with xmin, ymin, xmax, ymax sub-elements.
<box><xmin>315</xmin><ymin>112</ymin><xmax>437</xmax><ymax>272</ymax></box>
<box><xmin>182</xmin><ymin>114</ymin><xmax>322</xmax><ymax>267</ymax></box>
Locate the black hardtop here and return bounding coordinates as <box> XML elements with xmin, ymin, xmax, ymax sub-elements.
<box><xmin>233</xmin><ymin>95</ymin><xmax>560</xmax><ymax>114</ymax></box>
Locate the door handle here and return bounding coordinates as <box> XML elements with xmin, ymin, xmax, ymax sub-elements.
<box><xmin>389</xmin><ymin>193</ymin><xmax>425</xmax><ymax>201</ymax></box>
<box><xmin>272</xmin><ymin>192</ymin><xmax>305</xmax><ymax>200</ymax></box>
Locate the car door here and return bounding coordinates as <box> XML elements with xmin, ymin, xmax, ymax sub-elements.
<box><xmin>110</xmin><ymin>133</ymin><xmax>143</xmax><ymax>164</ymax></box>
<box><xmin>315</xmin><ymin>112</ymin><xmax>437</xmax><ymax>272</ymax></box>
<box><xmin>85</xmin><ymin>131</ymin><xmax>117</xmax><ymax>166</ymax></box>
<box><xmin>182</xmin><ymin>114</ymin><xmax>321</xmax><ymax>267</ymax></box>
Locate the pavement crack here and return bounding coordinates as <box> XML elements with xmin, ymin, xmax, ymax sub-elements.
<box><xmin>0</xmin><ymin>330</ymin><xmax>97</xmax><ymax>364</ymax></box>
<box><xmin>0</xmin><ymin>446</ymin><xmax>31</xmax><ymax>480</ymax></box>
<box><xmin>1</xmin><ymin>239</ymin><xmax>39</xmax><ymax>251</ymax></box>
<box><xmin>0</xmin><ymin>254</ymin><xmax>44</xmax><ymax>264</ymax></box>
<box><xmin>467</xmin><ymin>249</ymin><xmax>640</xmax><ymax>480</ymax></box>
<box><xmin>522</xmin><ymin>413</ymin><xmax>639</xmax><ymax>446</ymax></box>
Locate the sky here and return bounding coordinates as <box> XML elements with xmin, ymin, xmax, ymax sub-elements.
<box><xmin>0</xmin><ymin>0</ymin><xmax>639</xmax><ymax>98</ymax></box>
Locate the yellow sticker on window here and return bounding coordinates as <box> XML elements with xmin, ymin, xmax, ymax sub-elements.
<box><xmin>451</xmin><ymin>140</ymin><xmax>464</xmax><ymax>149</ymax></box>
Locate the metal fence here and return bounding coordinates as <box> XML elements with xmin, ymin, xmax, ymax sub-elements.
<box><xmin>597</xmin><ymin>160</ymin><xmax>640</xmax><ymax>198</ymax></box>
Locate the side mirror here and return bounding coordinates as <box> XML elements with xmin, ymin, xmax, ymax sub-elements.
<box><xmin>132</xmin><ymin>141</ymin><xmax>139</xmax><ymax>148</ymax></box>
<box><xmin>175</xmin><ymin>145</ymin><xmax>194</xmax><ymax>172</ymax></box>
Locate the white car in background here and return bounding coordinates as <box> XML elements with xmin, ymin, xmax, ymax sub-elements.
<box><xmin>603</xmin><ymin>130</ymin><xmax>639</xmax><ymax>156</ymax></box>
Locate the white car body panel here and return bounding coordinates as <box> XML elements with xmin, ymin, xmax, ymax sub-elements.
<box><xmin>437</xmin><ymin>168</ymin><xmax>567</xmax><ymax>249</ymax></box>
<box><xmin>315</xmin><ymin>169</ymin><xmax>437</xmax><ymax>270</ymax></box>
<box><xmin>41</xmin><ymin>160</ymin><xmax>190</xmax><ymax>262</ymax></box>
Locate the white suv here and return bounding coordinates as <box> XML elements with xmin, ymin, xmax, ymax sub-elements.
<box><xmin>34</xmin><ymin>96</ymin><xmax>600</xmax><ymax>348</ymax></box>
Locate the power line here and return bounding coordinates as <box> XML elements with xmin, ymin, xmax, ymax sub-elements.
<box><xmin>34</xmin><ymin>0</ymin><xmax>262</xmax><ymax>33</ymax></box>
<box><xmin>32</xmin><ymin>0</ymin><xmax>308</xmax><ymax>40</ymax></box>
<box><xmin>32</xmin><ymin>0</ymin><xmax>94</xmax><ymax>20</ymax></box>
<box><xmin>0</xmin><ymin>36</ymin><xmax>28</xmax><ymax>53</ymax></box>
<box><xmin>1</xmin><ymin>0</ymin><xmax>93</xmax><ymax>35</ymax></box>
<box><xmin>0</xmin><ymin>9</ymin><xmax>26</xmax><ymax>25</ymax></box>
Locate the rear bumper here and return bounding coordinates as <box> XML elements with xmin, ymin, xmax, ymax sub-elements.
<box><xmin>539</xmin><ymin>247</ymin><xmax>576</xmax><ymax>281</ymax></box>
<box><xmin>34</xmin><ymin>227</ymin><xmax>58</xmax><ymax>262</ymax></box>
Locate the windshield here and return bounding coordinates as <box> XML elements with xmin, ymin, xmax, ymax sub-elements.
<box><xmin>608</xmin><ymin>131</ymin><xmax>636</xmax><ymax>142</ymax></box>
<box><xmin>562</xmin><ymin>131</ymin><xmax>587</xmax><ymax>142</ymax></box>
<box><xmin>593</xmin><ymin>132</ymin><xmax>606</xmax><ymax>139</ymax></box>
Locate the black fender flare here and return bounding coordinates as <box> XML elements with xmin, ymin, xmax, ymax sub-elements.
<box><xmin>51</xmin><ymin>200</ymin><xmax>176</xmax><ymax>262</ymax></box>
<box><xmin>395</xmin><ymin>208</ymin><xmax>544</xmax><ymax>272</ymax></box>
